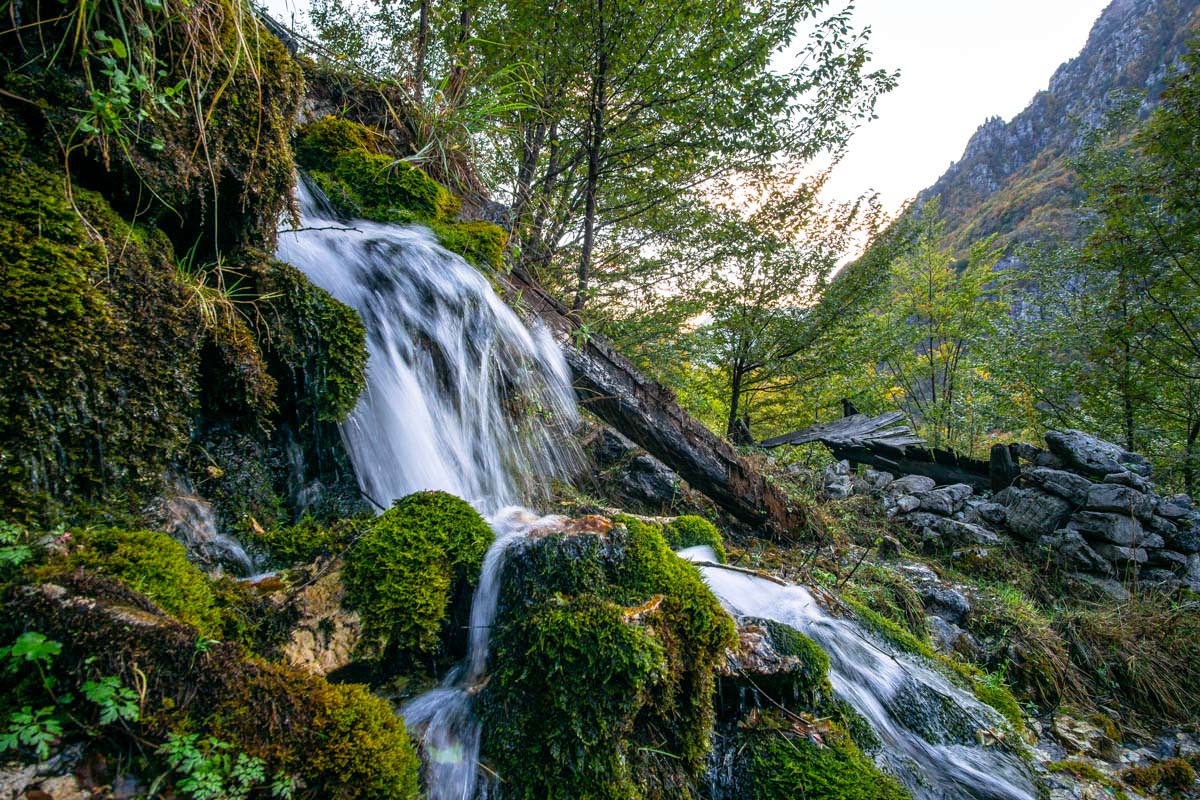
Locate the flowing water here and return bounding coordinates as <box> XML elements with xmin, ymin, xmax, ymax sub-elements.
<box><xmin>681</xmin><ymin>547</ymin><xmax>1038</xmax><ymax>800</ymax></box>
<box><xmin>277</xmin><ymin>178</ymin><xmax>579</xmax><ymax>513</ymax></box>
<box><xmin>277</xmin><ymin>177</ymin><xmax>1038</xmax><ymax>800</ymax></box>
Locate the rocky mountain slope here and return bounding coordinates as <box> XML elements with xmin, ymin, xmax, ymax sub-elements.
<box><xmin>922</xmin><ymin>0</ymin><xmax>1200</xmax><ymax>252</ymax></box>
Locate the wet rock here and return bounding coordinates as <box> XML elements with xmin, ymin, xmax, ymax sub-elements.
<box><xmin>890</xmin><ymin>475</ymin><xmax>937</xmax><ymax>496</ymax></box>
<box><xmin>1044</xmin><ymin>429</ymin><xmax>1152</xmax><ymax>478</ymax></box>
<box><xmin>1050</xmin><ymin>714</ymin><xmax>1120</xmax><ymax>761</ymax></box>
<box><xmin>927</xmin><ymin>616</ymin><xmax>981</xmax><ymax>660</ymax></box>
<box><xmin>622</xmin><ymin>454</ymin><xmax>681</xmax><ymax>510</ymax></box>
<box><xmin>883</xmin><ymin>678</ymin><xmax>979</xmax><ymax>746</ymax></box>
<box><xmin>823</xmin><ymin>460</ymin><xmax>853</xmax><ymax>499</ymax></box>
<box><xmin>1085</xmin><ymin>483</ymin><xmax>1155</xmax><ymax>521</ymax></box>
<box><xmin>279</xmin><ymin>561</ymin><xmax>363</xmax><ymax>676</ymax></box>
<box><xmin>1067</xmin><ymin>511</ymin><xmax>1145</xmax><ymax>547</ymax></box>
<box><xmin>717</xmin><ymin>617</ymin><xmax>828</xmax><ymax>718</ymax></box>
<box><xmin>1023</xmin><ymin>467</ymin><xmax>1093</xmax><ymax>505</ymax></box>
<box><xmin>1005</xmin><ymin>488</ymin><xmax>1073</xmax><ymax>541</ymax></box>
<box><xmin>923</xmin><ymin>586</ymin><xmax>971</xmax><ymax>623</ymax></box>
<box><xmin>1092</xmin><ymin>543</ymin><xmax>1148</xmax><ymax>566</ymax></box>
<box><xmin>1039</xmin><ymin>531</ymin><xmax>1112</xmax><ymax>577</ymax></box>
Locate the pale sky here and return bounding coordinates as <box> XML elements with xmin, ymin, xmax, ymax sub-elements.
<box><xmin>824</xmin><ymin>0</ymin><xmax>1113</xmax><ymax>214</ymax></box>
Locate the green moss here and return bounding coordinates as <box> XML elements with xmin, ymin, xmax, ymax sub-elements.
<box><xmin>663</xmin><ymin>515</ymin><xmax>727</xmax><ymax>563</ymax></box>
<box><xmin>1047</xmin><ymin>760</ymin><xmax>1109</xmax><ymax>783</ymax></box>
<box><xmin>295</xmin><ymin>118</ymin><xmax>460</xmax><ymax>224</ymax></box>
<box><xmin>735</xmin><ymin>714</ymin><xmax>911</xmax><ymax>800</ymax></box>
<box><xmin>479</xmin><ymin>516</ymin><xmax>737</xmax><ymax>799</ymax></box>
<box><xmin>35</xmin><ymin>528</ymin><xmax>222</xmax><ymax>637</ymax></box>
<box><xmin>252</xmin><ymin>515</ymin><xmax>364</xmax><ymax>566</ymax></box>
<box><xmin>1121</xmin><ymin>758</ymin><xmax>1195</xmax><ymax>792</ymax></box>
<box><xmin>343</xmin><ymin>491</ymin><xmax>492</xmax><ymax>656</ymax></box>
<box><xmin>0</xmin><ymin>116</ymin><xmax>200</xmax><ymax>524</ymax></box>
<box><xmin>431</xmin><ymin>220</ymin><xmax>508</xmax><ymax>271</ymax></box>
<box><xmin>261</xmin><ymin>259</ymin><xmax>368</xmax><ymax>425</ymax></box>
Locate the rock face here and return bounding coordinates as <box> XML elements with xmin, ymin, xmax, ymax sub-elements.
<box><xmin>278</xmin><ymin>561</ymin><xmax>363</xmax><ymax>676</ymax></box>
<box><xmin>1045</xmin><ymin>430</ymin><xmax>1153</xmax><ymax>479</ymax></box>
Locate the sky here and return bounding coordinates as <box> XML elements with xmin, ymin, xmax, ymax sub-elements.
<box><xmin>822</xmin><ymin>0</ymin><xmax>1113</xmax><ymax>215</ymax></box>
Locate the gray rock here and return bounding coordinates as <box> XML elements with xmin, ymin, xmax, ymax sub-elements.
<box><xmin>1039</xmin><ymin>530</ymin><xmax>1113</xmax><ymax>577</ymax></box>
<box><xmin>1166</xmin><ymin>493</ymin><xmax>1194</xmax><ymax>511</ymax></box>
<box><xmin>1093</xmin><ymin>543</ymin><xmax>1148</xmax><ymax>565</ymax></box>
<box><xmin>923</xmin><ymin>586</ymin><xmax>971</xmax><ymax>623</ymax></box>
<box><xmin>899</xmin><ymin>512</ymin><xmax>946</xmax><ymax>531</ymax></box>
<box><xmin>1005</xmin><ymin>488</ymin><xmax>1074</xmax><ymax>541</ymax></box>
<box><xmin>1165</xmin><ymin>515</ymin><xmax>1200</xmax><ymax>555</ymax></box>
<box><xmin>863</xmin><ymin>469</ymin><xmax>895</xmax><ymax>492</ymax></box>
<box><xmin>1068</xmin><ymin>572</ymin><xmax>1130</xmax><ymax>601</ymax></box>
<box><xmin>823</xmin><ymin>461</ymin><xmax>853</xmax><ymax>499</ymax></box>
<box><xmin>1139</xmin><ymin>569</ymin><xmax>1183</xmax><ymax>587</ymax></box>
<box><xmin>1146</xmin><ymin>548</ymin><xmax>1190</xmax><ymax>573</ymax></box>
<box><xmin>1068</xmin><ymin>511</ymin><xmax>1145</xmax><ymax>546</ymax></box>
<box><xmin>1016</xmin><ymin>441</ymin><xmax>1064</xmax><ymax>469</ymax></box>
<box><xmin>919</xmin><ymin>485</ymin><xmax>971</xmax><ymax>516</ymax></box>
<box><xmin>1156</xmin><ymin>498</ymin><xmax>1191</xmax><ymax>519</ymax></box>
<box><xmin>976</xmin><ymin>502</ymin><xmax>1008</xmax><ymax>526</ymax></box>
<box><xmin>1086</xmin><ymin>483</ymin><xmax>1155</xmax><ymax>521</ymax></box>
<box><xmin>1139</xmin><ymin>532</ymin><xmax>1166</xmax><ymax>550</ymax></box>
<box><xmin>890</xmin><ymin>475</ymin><xmax>937</xmax><ymax>496</ymax></box>
<box><xmin>1103</xmin><ymin>471</ymin><xmax>1153</xmax><ymax>493</ymax></box>
<box><xmin>894</xmin><ymin>495</ymin><xmax>922</xmax><ymax>514</ymax></box>
<box><xmin>991</xmin><ymin>486</ymin><xmax>1019</xmax><ymax>506</ymax></box>
<box><xmin>1189</xmin><ymin>554</ymin><xmax>1200</xmax><ymax>591</ymax></box>
<box><xmin>1045</xmin><ymin>429</ymin><xmax>1153</xmax><ymax>478</ymax></box>
<box><xmin>1024</xmin><ymin>466</ymin><xmax>1093</xmax><ymax>505</ymax></box>
<box><xmin>935</xmin><ymin>518</ymin><xmax>1003</xmax><ymax>547</ymax></box>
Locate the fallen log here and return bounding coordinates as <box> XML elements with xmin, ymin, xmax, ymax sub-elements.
<box><xmin>504</xmin><ymin>268</ymin><xmax>805</xmax><ymax>539</ymax></box>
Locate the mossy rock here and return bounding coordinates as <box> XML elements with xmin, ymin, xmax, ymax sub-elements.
<box><xmin>732</xmin><ymin>714</ymin><xmax>911</xmax><ymax>800</ymax></box>
<box><xmin>663</xmin><ymin>515</ymin><xmax>727</xmax><ymax>562</ymax></box>
<box><xmin>431</xmin><ymin>220</ymin><xmax>508</xmax><ymax>271</ymax></box>
<box><xmin>35</xmin><ymin>528</ymin><xmax>222</xmax><ymax>637</ymax></box>
<box><xmin>251</xmin><ymin>515</ymin><xmax>365</xmax><ymax>566</ymax></box>
<box><xmin>295</xmin><ymin>118</ymin><xmax>460</xmax><ymax>224</ymax></box>
<box><xmin>343</xmin><ymin>491</ymin><xmax>492</xmax><ymax>657</ymax></box>
<box><xmin>0</xmin><ymin>118</ymin><xmax>200</xmax><ymax>524</ymax></box>
<box><xmin>2</xmin><ymin>572</ymin><xmax>420</xmax><ymax>799</ymax></box>
<box><xmin>479</xmin><ymin>516</ymin><xmax>737</xmax><ymax>799</ymax></box>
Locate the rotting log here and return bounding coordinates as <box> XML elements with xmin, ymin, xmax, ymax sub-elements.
<box><xmin>504</xmin><ymin>268</ymin><xmax>806</xmax><ymax>539</ymax></box>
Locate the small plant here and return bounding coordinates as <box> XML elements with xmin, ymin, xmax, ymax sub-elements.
<box><xmin>81</xmin><ymin>676</ymin><xmax>140</xmax><ymax>725</ymax></box>
<box><xmin>0</xmin><ymin>705</ymin><xmax>63</xmax><ymax>761</ymax></box>
<box><xmin>0</xmin><ymin>520</ymin><xmax>34</xmax><ymax>568</ymax></box>
<box><xmin>157</xmin><ymin>733</ymin><xmax>295</xmax><ymax>800</ymax></box>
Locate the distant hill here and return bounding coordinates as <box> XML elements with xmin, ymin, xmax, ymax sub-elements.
<box><xmin>919</xmin><ymin>0</ymin><xmax>1200</xmax><ymax>253</ymax></box>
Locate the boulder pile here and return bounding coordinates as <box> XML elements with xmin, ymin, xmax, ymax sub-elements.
<box><xmin>828</xmin><ymin>429</ymin><xmax>1200</xmax><ymax>597</ymax></box>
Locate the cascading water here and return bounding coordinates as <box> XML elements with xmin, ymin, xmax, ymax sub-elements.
<box><xmin>277</xmin><ymin>180</ymin><xmax>580</xmax><ymax>798</ymax></box>
<box><xmin>277</xmin><ymin>175</ymin><xmax>1037</xmax><ymax>800</ymax></box>
<box><xmin>277</xmin><ymin>177</ymin><xmax>579</xmax><ymax>513</ymax></box>
<box><xmin>681</xmin><ymin>547</ymin><xmax>1038</xmax><ymax>800</ymax></box>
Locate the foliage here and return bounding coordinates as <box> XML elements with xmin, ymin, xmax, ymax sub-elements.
<box><xmin>1121</xmin><ymin>758</ymin><xmax>1196</xmax><ymax>792</ymax></box>
<box><xmin>251</xmin><ymin>516</ymin><xmax>365</xmax><ymax>566</ymax></box>
<box><xmin>159</xmin><ymin>733</ymin><xmax>296</xmax><ymax>800</ymax></box>
<box><xmin>479</xmin><ymin>516</ymin><xmax>736</xmax><ymax>799</ymax></box>
<box><xmin>662</xmin><ymin>515</ymin><xmax>727</xmax><ymax>563</ymax></box>
<box><xmin>343</xmin><ymin>491</ymin><xmax>492</xmax><ymax>656</ymax></box>
<box><xmin>36</xmin><ymin>527</ymin><xmax>223</xmax><ymax>638</ymax></box>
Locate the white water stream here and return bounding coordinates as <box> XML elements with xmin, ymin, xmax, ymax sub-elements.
<box><xmin>278</xmin><ymin>176</ymin><xmax>1039</xmax><ymax>800</ymax></box>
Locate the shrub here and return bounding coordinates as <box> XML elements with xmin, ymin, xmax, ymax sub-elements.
<box><xmin>342</xmin><ymin>491</ymin><xmax>492</xmax><ymax>656</ymax></box>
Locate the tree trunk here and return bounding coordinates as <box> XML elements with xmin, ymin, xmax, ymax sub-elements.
<box><xmin>725</xmin><ymin>364</ymin><xmax>744</xmax><ymax>440</ymax></box>
<box><xmin>413</xmin><ymin>0</ymin><xmax>430</xmax><ymax>99</ymax></box>
<box><xmin>574</xmin><ymin>0</ymin><xmax>607</xmax><ymax>312</ymax></box>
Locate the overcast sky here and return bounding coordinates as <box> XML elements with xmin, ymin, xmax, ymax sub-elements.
<box><xmin>823</xmin><ymin>0</ymin><xmax>1113</xmax><ymax>214</ymax></box>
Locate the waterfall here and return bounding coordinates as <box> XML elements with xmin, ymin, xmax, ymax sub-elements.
<box><xmin>277</xmin><ymin>178</ymin><xmax>579</xmax><ymax>513</ymax></box>
<box><xmin>683</xmin><ymin>548</ymin><xmax>1038</xmax><ymax>800</ymax></box>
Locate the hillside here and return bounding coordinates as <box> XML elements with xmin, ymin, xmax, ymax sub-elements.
<box><xmin>922</xmin><ymin>0</ymin><xmax>1200</xmax><ymax>252</ymax></box>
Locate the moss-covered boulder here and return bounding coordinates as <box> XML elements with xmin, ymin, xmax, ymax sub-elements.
<box><xmin>664</xmin><ymin>515</ymin><xmax>727</xmax><ymax>562</ymax></box>
<box><xmin>343</xmin><ymin>491</ymin><xmax>493</xmax><ymax>658</ymax></box>
<box><xmin>293</xmin><ymin>116</ymin><xmax>508</xmax><ymax>270</ymax></box>
<box><xmin>2</xmin><ymin>573</ymin><xmax>420</xmax><ymax>799</ymax></box>
<box><xmin>477</xmin><ymin>515</ymin><xmax>737</xmax><ymax>799</ymax></box>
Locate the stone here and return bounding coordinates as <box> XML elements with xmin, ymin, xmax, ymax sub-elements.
<box><xmin>1085</xmin><ymin>483</ymin><xmax>1155</xmax><ymax>521</ymax></box>
<box><xmin>898</xmin><ymin>512</ymin><xmax>947</xmax><ymax>531</ymax></box>
<box><xmin>1068</xmin><ymin>511</ymin><xmax>1145</xmax><ymax>547</ymax></box>
<box><xmin>1147</xmin><ymin>548</ymin><xmax>1191</xmax><ymax>573</ymax></box>
<box><xmin>976</xmin><ymin>502</ymin><xmax>1007</xmax><ymax>526</ymax></box>
<box><xmin>1189</xmin><ymin>554</ymin><xmax>1200</xmax><ymax>591</ymax></box>
<box><xmin>889</xmin><ymin>475</ymin><xmax>937</xmax><ymax>496</ymax></box>
<box><xmin>1092</xmin><ymin>543</ymin><xmax>1148</xmax><ymax>565</ymax></box>
<box><xmin>893</xmin><ymin>495</ymin><xmax>922</xmax><ymax>514</ymax></box>
<box><xmin>1005</xmin><ymin>488</ymin><xmax>1073</xmax><ymax>541</ymax></box>
<box><xmin>863</xmin><ymin>469</ymin><xmax>894</xmax><ymax>492</ymax></box>
<box><xmin>1016</xmin><ymin>441</ymin><xmax>1064</xmax><ymax>469</ymax></box>
<box><xmin>823</xmin><ymin>460</ymin><xmax>853</xmax><ymax>499</ymax></box>
<box><xmin>1162</xmin><ymin>515</ymin><xmax>1200</xmax><ymax>555</ymax></box>
<box><xmin>1103</xmin><ymin>471</ymin><xmax>1153</xmax><ymax>493</ymax></box>
<box><xmin>585</xmin><ymin>426</ymin><xmax>638</xmax><ymax>467</ymax></box>
<box><xmin>922</xmin><ymin>586</ymin><xmax>971</xmax><ymax>623</ymax></box>
<box><xmin>1139</xmin><ymin>568</ymin><xmax>1183</xmax><ymax>586</ymax></box>
<box><xmin>1156</xmin><ymin>498</ymin><xmax>1191</xmax><ymax>519</ymax></box>
<box><xmin>1138</xmin><ymin>532</ymin><xmax>1165</xmax><ymax>550</ymax></box>
<box><xmin>1044</xmin><ymin>429</ymin><xmax>1153</xmax><ymax>478</ymax></box>
<box><xmin>1068</xmin><ymin>573</ymin><xmax>1131</xmax><ymax>601</ymax></box>
<box><xmin>918</xmin><ymin>488</ymin><xmax>958</xmax><ymax>516</ymax></box>
<box><xmin>1039</xmin><ymin>531</ymin><xmax>1112</xmax><ymax>577</ymax></box>
<box><xmin>1023</xmin><ymin>466</ymin><xmax>1093</xmax><ymax>505</ymax></box>
<box><xmin>991</xmin><ymin>486</ymin><xmax>1018</xmax><ymax>506</ymax></box>
<box><xmin>935</xmin><ymin>518</ymin><xmax>1003</xmax><ymax>547</ymax></box>
<box><xmin>621</xmin><ymin>454</ymin><xmax>681</xmax><ymax>510</ymax></box>
<box><xmin>279</xmin><ymin>562</ymin><xmax>363</xmax><ymax>676</ymax></box>
<box><xmin>1050</xmin><ymin>714</ymin><xmax>1121</xmax><ymax>761</ymax></box>
<box><xmin>877</xmin><ymin>535</ymin><xmax>903</xmax><ymax>558</ymax></box>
